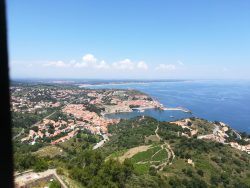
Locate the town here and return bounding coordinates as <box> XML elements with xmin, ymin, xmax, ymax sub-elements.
<box><xmin>12</xmin><ymin>85</ymin><xmax>161</xmax><ymax>147</ymax></box>
<box><xmin>12</xmin><ymin>84</ymin><xmax>250</xmax><ymax>155</ymax></box>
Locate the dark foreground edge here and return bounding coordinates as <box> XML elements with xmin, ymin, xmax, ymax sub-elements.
<box><xmin>0</xmin><ymin>0</ymin><xmax>14</xmax><ymax>187</ymax></box>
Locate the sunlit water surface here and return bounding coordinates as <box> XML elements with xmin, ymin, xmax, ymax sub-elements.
<box><xmin>85</xmin><ymin>80</ymin><xmax>250</xmax><ymax>133</ymax></box>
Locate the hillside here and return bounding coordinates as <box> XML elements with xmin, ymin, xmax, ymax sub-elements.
<box><xmin>101</xmin><ymin>117</ymin><xmax>250</xmax><ymax>187</ymax></box>
<box><xmin>14</xmin><ymin>116</ymin><xmax>250</xmax><ymax>188</ymax></box>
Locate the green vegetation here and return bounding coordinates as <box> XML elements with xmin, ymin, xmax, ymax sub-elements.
<box><xmin>129</xmin><ymin>104</ymin><xmax>140</xmax><ymax>108</ymax></box>
<box><xmin>131</xmin><ymin>146</ymin><xmax>161</xmax><ymax>163</ymax></box>
<box><xmin>134</xmin><ymin>163</ymin><xmax>151</xmax><ymax>175</ymax></box>
<box><xmin>85</xmin><ymin>104</ymin><xmax>104</xmax><ymax>116</ymax></box>
<box><xmin>14</xmin><ymin>153</ymin><xmax>48</xmax><ymax>172</ymax></box>
<box><xmin>145</xmin><ymin>135</ymin><xmax>160</xmax><ymax>143</ymax></box>
<box><xmin>12</xmin><ymin>112</ymin><xmax>41</xmax><ymax>128</ymax></box>
<box><xmin>14</xmin><ymin>114</ymin><xmax>250</xmax><ymax>187</ymax></box>
<box><xmin>226</xmin><ymin>128</ymin><xmax>250</xmax><ymax>145</ymax></box>
<box><xmin>69</xmin><ymin>150</ymin><xmax>135</xmax><ymax>188</ymax></box>
<box><xmin>101</xmin><ymin>117</ymin><xmax>250</xmax><ymax>187</ymax></box>
<box><xmin>34</xmin><ymin>145</ymin><xmax>65</xmax><ymax>158</ymax></box>
<box><xmin>49</xmin><ymin>111</ymin><xmax>68</xmax><ymax>122</ymax></box>
<box><xmin>32</xmin><ymin>179</ymin><xmax>61</xmax><ymax>188</ymax></box>
<box><xmin>49</xmin><ymin>180</ymin><xmax>61</xmax><ymax>188</ymax></box>
<box><xmin>13</xmin><ymin>129</ymin><xmax>100</xmax><ymax>172</ymax></box>
<box><xmin>190</xmin><ymin>118</ymin><xmax>215</xmax><ymax>135</ymax></box>
<box><xmin>124</xmin><ymin>89</ymin><xmax>146</xmax><ymax>96</ymax></box>
<box><xmin>12</xmin><ymin>108</ymin><xmax>56</xmax><ymax>128</ymax></box>
<box><xmin>103</xmin><ymin>117</ymin><xmax>158</xmax><ymax>154</ymax></box>
<box><xmin>151</xmin><ymin>149</ymin><xmax>168</xmax><ymax>161</ymax></box>
<box><xmin>58</xmin><ymin>130</ymin><xmax>101</xmax><ymax>153</ymax></box>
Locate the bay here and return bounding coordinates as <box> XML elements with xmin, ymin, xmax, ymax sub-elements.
<box><xmin>84</xmin><ymin>80</ymin><xmax>250</xmax><ymax>133</ymax></box>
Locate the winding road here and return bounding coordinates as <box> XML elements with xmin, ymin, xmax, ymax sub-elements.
<box><xmin>93</xmin><ymin>134</ymin><xmax>109</xmax><ymax>150</ymax></box>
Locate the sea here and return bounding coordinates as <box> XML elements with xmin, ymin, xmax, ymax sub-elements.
<box><xmin>83</xmin><ymin>80</ymin><xmax>250</xmax><ymax>133</ymax></box>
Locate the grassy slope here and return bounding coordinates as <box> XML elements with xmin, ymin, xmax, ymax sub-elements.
<box><xmin>102</xmin><ymin>117</ymin><xmax>250</xmax><ymax>187</ymax></box>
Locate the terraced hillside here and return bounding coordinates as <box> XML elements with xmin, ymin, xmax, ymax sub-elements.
<box><xmin>101</xmin><ymin>117</ymin><xmax>250</xmax><ymax>187</ymax></box>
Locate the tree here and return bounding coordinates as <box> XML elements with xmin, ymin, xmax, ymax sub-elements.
<box><xmin>14</xmin><ymin>153</ymin><xmax>36</xmax><ymax>171</ymax></box>
<box><xmin>31</xmin><ymin>126</ymin><xmax>39</xmax><ymax>132</ymax></box>
<box><xmin>149</xmin><ymin>166</ymin><xmax>157</xmax><ymax>176</ymax></box>
<box><xmin>34</xmin><ymin>159</ymin><xmax>48</xmax><ymax>172</ymax></box>
<box><xmin>56</xmin><ymin>167</ymin><xmax>64</xmax><ymax>175</ymax></box>
<box><xmin>49</xmin><ymin>180</ymin><xmax>61</xmax><ymax>188</ymax></box>
<box><xmin>48</xmin><ymin>127</ymin><xmax>55</xmax><ymax>134</ymax></box>
<box><xmin>210</xmin><ymin>175</ymin><xmax>220</xmax><ymax>186</ymax></box>
<box><xmin>123</xmin><ymin>159</ymin><xmax>134</xmax><ymax>179</ymax></box>
<box><xmin>197</xmin><ymin>169</ymin><xmax>204</xmax><ymax>177</ymax></box>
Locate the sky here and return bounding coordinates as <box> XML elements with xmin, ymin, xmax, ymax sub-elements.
<box><xmin>7</xmin><ymin>0</ymin><xmax>250</xmax><ymax>79</ymax></box>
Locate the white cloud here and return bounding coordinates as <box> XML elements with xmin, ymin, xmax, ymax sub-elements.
<box><xmin>112</xmin><ymin>59</ymin><xmax>135</xmax><ymax>70</ymax></box>
<box><xmin>43</xmin><ymin>61</ymin><xmax>71</xmax><ymax>68</ymax></box>
<box><xmin>137</xmin><ymin>61</ymin><xmax>148</xmax><ymax>70</ymax></box>
<box><xmin>155</xmin><ymin>64</ymin><xmax>176</xmax><ymax>71</ymax></box>
<box><xmin>41</xmin><ymin>54</ymin><xmax>148</xmax><ymax>73</ymax></box>
<box><xmin>82</xmin><ymin>54</ymin><xmax>97</xmax><ymax>63</ymax></box>
<box><xmin>70</xmin><ymin>59</ymin><xmax>76</xmax><ymax>64</ymax></box>
<box><xmin>74</xmin><ymin>62</ymin><xmax>88</xmax><ymax>68</ymax></box>
<box><xmin>94</xmin><ymin>60</ymin><xmax>110</xmax><ymax>69</ymax></box>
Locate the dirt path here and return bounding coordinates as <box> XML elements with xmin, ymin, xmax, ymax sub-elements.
<box><xmin>117</xmin><ymin>124</ymin><xmax>175</xmax><ymax>171</ymax></box>
<box><xmin>155</xmin><ymin>124</ymin><xmax>161</xmax><ymax>140</ymax></box>
<box><xmin>93</xmin><ymin>134</ymin><xmax>109</xmax><ymax>150</ymax></box>
<box><xmin>151</xmin><ymin>147</ymin><xmax>163</xmax><ymax>158</ymax></box>
<box><xmin>13</xmin><ymin>128</ymin><xmax>24</xmax><ymax>140</ymax></box>
<box><xmin>154</xmin><ymin>124</ymin><xmax>175</xmax><ymax>171</ymax></box>
<box><xmin>166</xmin><ymin>143</ymin><xmax>175</xmax><ymax>164</ymax></box>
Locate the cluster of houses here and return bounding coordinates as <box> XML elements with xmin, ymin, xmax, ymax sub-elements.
<box><xmin>11</xmin><ymin>96</ymin><xmax>61</xmax><ymax>113</ymax></box>
<box><xmin>10</xmin><ymin>87</ymin><xmax>71</xmax><ymax>113</ymax></box>
<box><xmin>62</xmin><ymin>104</ymin><xmax>119</xmax><ymax>134</ymax></box>
<box><xmin>230</xmin><ymin>142</ymin><xmax>250</xmax><ymax>154</ymax></box>
<box><xmin>87</xmin><ymin>89</ymin><xmax>161</xmax><ymax>114</ymax></box>
<box><xmin>22</xmin><ymin>103</ymin><xmax>120</xmax><ymax>145</ymax></box>
<box><xmin>171</xmin><ymin>119</ymin><xmax>198</xmax><ymax>137</ymax></box>
<box><xmin>13</xmin><ymin>85</ymin><xmax>250</xmax><ymax>154</ymax></box>
<box><xmin>15</xmin><ymin>86</ymin><xmax>164</xmax><ymax>146</ymax></box>
<box><xmin>171</xmin><ymin>119</ymin><xmax>250</xmax><ymax>154</ymax></box>
<box><xmin>21</xmin><ymin>118</ymin><xmax>80</xmax><ymax>145</ymax></box>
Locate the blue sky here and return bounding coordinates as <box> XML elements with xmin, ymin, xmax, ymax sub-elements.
<box><xmin>7</xmin><ymin>0</ymin><xmax>250</xmax><ymax>79</ymax></box>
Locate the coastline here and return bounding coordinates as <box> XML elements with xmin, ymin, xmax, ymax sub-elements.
<box><xmin>103</xmin><ymin>106</ymin><xmax>192</xmax><ymax>117</ymax></box>
<box><xmin>80</xmin><ymin>81</ymin><xmax>250</xmax><ymax>134</ymax></box>
<box><xmin>77</xmin><ymin>80</ymin><xmax>189</xmax><ymax>88</ymax></box>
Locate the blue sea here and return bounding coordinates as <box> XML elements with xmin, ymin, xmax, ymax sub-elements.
<box><xmin>84</xmin><ymin>80</ymin><xmax>250</xmax><ymax>133</ymax></box>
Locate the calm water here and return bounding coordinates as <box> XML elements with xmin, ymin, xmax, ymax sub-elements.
<box><xmin>105</xmin><ymin>109</ymin><xmax>193</xmax><ymax>122</ymax></box>
<box><xmin>85</xmin><ymin>80</ymin><xmax>250</xmax><ymax>133</ymax></box>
